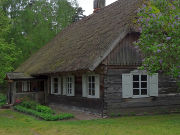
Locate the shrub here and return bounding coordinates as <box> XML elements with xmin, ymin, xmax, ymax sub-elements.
<box><xmin>20</xmin><ymin>100</ymin><xmax>37</xmax><ymax>110</ymax></box>
<box><xmin>14</xmin><ymin>105</ymin><xmax>74</xmax><ymax>121</ymax></box>
<box><xmin>0</xmin><ymin>94</ymin><xmax>6</xmax><ymax>107</ymax></box>
<box><xmin>18</xmin><ymin>100</ymin><xmax>55</xmax><ymax>114</ymax></box>
<box><xmin>13</xmin><ymin>100</ymin><xmax>74</xmax><ymax>121</ymax></box>
<box><xmin>36</xmin><ymin>105</ymin><xmax>55</xmax><ymax>114</ymax></box>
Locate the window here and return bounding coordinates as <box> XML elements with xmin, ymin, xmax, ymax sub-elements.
<box><xmin>38</xmin><ymin>81</ymin><xmax>44</xmax><ymax>91</ymax></box>
<box><xmin>63</xmin><ymin>76</ymin><xmax>75</xmax><ymax>96</ymax></box>
<box><xmin>16</xmin><ymin>82</ymin><xmax>22</xmax><ymax>93</ymax></box>
<box><xmin>66</xmin><ymin>77</ymin><xmax>73</xmax><ymax>95</ymax></box>
<box><xmin>51</xmin><ymin>77</ymin><xmax>61</xmax><ymax>95</ymax></box>
<box><xmin>122</xmin><ymin>71</ymin><xmax>158</xmax><ymax>98</ymax></box>
<box><xmin>16</xmin><ymin>81</ymin><xmax>32</xmax><ymax>93</ymax></box>
<box><xmin>82</xmin><ymin>74</ymin><xmax>100</xmax><ymax>98</ymax></box>
<box><xmin>133</xmin><ymin>75</ymin><xmax>148</xmax><ymax>97</ymax></box>
<box><xmin>88</xmin><ymin>76</ymin><xmax>95</xmax><ymax>96</ymax></box>
<box><xmin>27</xmin><ymin>81</ymin><xmax>31</xmax><ymax>92</ymax></box>
<box><xmin>53</xmin><ymin>78</ymin><xmax>58</xmax><ymax>93</ymax></box>
<box><xmin>21</xmin><ymin>81</ymin><xmax>26</xmax><ymax>92</ymax></box>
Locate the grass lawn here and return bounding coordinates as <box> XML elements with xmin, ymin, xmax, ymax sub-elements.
<box><xmin>0</xmin><ymin>109</ymin><xmax>180</xmax><ymax>135</ymax></box>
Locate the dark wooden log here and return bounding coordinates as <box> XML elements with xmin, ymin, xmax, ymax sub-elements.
<box><xmin>103</xmin><ymin>68</ymin><xmax>179</xmax><ymax>115</ymax></box>
<box><xmin>47</xmin><ymin>95</ymin><xmax>103</xmax><ymax>113</ymax></box>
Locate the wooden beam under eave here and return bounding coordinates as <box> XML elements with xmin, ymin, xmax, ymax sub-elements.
<box><xmin>8</xmin><ymin>80</ymin><xmax>14</xmax><ymax>83</ymax></box>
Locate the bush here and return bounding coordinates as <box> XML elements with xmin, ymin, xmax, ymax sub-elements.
<box><xmin>0</xmin><ymin>94</ymin><xmax>6</xmax><ymax>107</ymax></box>
<box><xmin>18</xmin><ymin>100</ymin><xmax>55</xmax><ymax>114</ymax></box>
<box><xmin>14</xmin><ymin>100</ymin><xmax>74</xmax><ymax>121</ymax></box>
<box><xmin>14</xmin><ymin>105</ymin><xmax>74</xmax><ymax>121</ymax></box>
<box><xmin>20</xmin><ymin>100</ymin><xmax>37</xmax><ymax>110</ymax></box>
<box><xmin>36</xmin><ymin>105</ymin><xmax>55</xmax><ymax>114</ymax></box>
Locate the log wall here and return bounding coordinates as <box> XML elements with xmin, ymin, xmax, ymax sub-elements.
<box><xmin>104</xmin><ymin>68</ymin><xmax>180</xmax><ymax>115</ymax></box>
<box><xmin>102</xmin><ymin>33</ymin><xmax>141</xmax><ymax>66</ymax></box>
<box><xmin>47</xmin><ymin>95</ymin><xmax>103</xmax><ymax>114</ymax></box>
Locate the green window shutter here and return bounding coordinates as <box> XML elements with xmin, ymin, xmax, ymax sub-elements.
<box><xmin>122</xmin><ymin>74</ymin><xmax>132</xmax><ymax>98</ymax></box>
<box><xmin>82</xmin><ymin>75</ymin><xmax>87</xmax><ymax>97</ymax></box>
<box><xmin>63</xmin><ymin>76</ymin><xmax>67</xmax><ymax>95</ymax></box>
<box><xmin>149</xmin><ymin>73</ymin><xmax>158</xmax><ymax>97</ymax></box>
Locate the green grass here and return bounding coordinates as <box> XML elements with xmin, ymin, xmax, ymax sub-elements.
<box><xmin>0</xmin><ymin>110</ymin><xmax>180</xmax><ymax>135</ymax></box>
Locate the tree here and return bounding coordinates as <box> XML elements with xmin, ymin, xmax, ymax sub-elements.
<box><xmin>0</xmin><ymin>8</ymin><xmax>21</xmax><ymax>83</ymax></box>
<box><xmin>1</xmin><ymin>0</ymin><xmax>84</xmax><ymax>67</ymax></box>
<box><xmin>136</xmin><ymin>0</ymin><xmax>180</xmax><ymax>83</ymax></box>
<box><xmin>73</xmin><ymin>7</ymin><xmax>86</xmax><ymax>22</ymax></box>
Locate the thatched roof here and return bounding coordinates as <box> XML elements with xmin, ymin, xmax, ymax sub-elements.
<box><xmin>15</xmin><ymin>0</ymin><xmax>142</xmax><ymax>75</ymax></box>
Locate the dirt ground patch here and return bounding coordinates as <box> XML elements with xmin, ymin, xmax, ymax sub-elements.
<box><xmin>49</xmin><ymin>104</ymin><xmax>103</xmax><ymax>120</ymax></box>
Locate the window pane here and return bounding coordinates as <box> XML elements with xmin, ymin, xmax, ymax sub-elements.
<box><xmin>54</xmin><ymin>83</ymin><xmax>58</xmax><ymax>88</ymax></box>
<box><xmin>88</xmin><ymin>76</ymin><xmax>96</xmax><ymax>96</ymax></box>
<box><xmin>16</xmin><ymin>82</ymin><xmax>22</xmax><ymax>93</ymax></box>
<box><xmin>92</xmin><ymin>83</ymin><xmax>95</xmax><ymax>90</ymax></box>
<box><xmin>92</xmin><ymin>76</ymin><xmax>95</xmax><ymax>82</ymax></box>
<box><xmin>55</xmin><ymin>88</ymin><xmax>58</xmax><ymax>93</ymax></box>
<box><xmin>133</xmin><ymin>89</ymin><xmax>139</xmax><ymax>95</ymax></box>
<box><xmin>54</xmin><ymin>78</ymin><xmax>58</xmax><ymax>82</ymax></box>
<box><xmin>133</xmin><ymin>82</ymin><xmax>139</xmax><ymax>88</ymax></box>
<box><xmin>141</xmin><ymin>75</ymin><xmax>147</xmax><ymax>81</ymax></box>
<box><xmin>88</xmin><ymin>76</ymin><xmax>91</xmax><ymax>82</ymax></box>
<box><xmin>141</xmin><ymin>82</ymin><xmax>147</xmax><ymax>88</ymax></box>
<box><xmin>92</xmin><ymin>89</ymin><xmax>95</xmax><ymax>96</ymax></box>
<box><xmin>141</xmin><ymin>89</ymin><xmax>147</xmax><ymax>95</ymax></box>
<box><xmin>54</xmin><ymin>78</ymin><xmax>58</xmax><ymax>93</ymax></box>
<box><xmin>89</xmin><ymin>89</ymin><xmax>91</xmax><ymax>95</ymax></box>
<box><xmin>89</xmin><ymin>83</ymin><xmax>91</xmax><ymax>89</ymax></box>
<box><xmin>66</xmin><ymin>76</ymin><xmax>73</xmax><ymax>95</ymax></box>
<box><xmin>133</xmin><ymin>75</ymin><xmax>139</xmax><ymax>81</ymax></box>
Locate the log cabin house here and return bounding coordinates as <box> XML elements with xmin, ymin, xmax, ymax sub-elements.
<box><xmin>6</xmin><ymin>0</ymin><xmax>180</xmax><ymax>115</ymax></box>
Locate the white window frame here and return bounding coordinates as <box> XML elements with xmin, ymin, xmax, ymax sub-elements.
<box><xmin>66</xmin><ymin>76</ymin><xmax>74</xmax><ymax>96</ymax></box>
<box><xmin>51</xmin><ymin>76</ymin><xmax>61</xmax><ymax>95</ymax></box>
<box><xmin>87</xmin><ymin>75</ymin><xmax>96</xmax><ymax>98</ymax></box>
<box><xmin>15</xmin><ymin>81</ymin><xmax>34</xmax><ymax>93</ymax></box>
<box><xmin>132</xmin><ymin>74</ymin><xmax>149</xmax><ymax>98</ymax></box>
<box><xmin>122</xmin><ymin>70</ymin><xmax>158</xmax><ymax>98</ymax></box>
<box><xmin>82</xmin><ymin>74</ymin><xmax>100</xmax><ymax>99</ymax></box>
<box><xmin>22</xmin><ymin>81</ymin><xmax>28</xmax><ymax>92</ymax></box>
<box><xmin>63</xmin><ymin>75</ymin><xmax>75</xmax><ymax>96</ymax></box>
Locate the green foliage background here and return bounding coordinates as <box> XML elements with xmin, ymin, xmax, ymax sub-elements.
<box><xmin>0</xmin><ymin>7</ymin><xmax>21</xmax><ymax>84</ymax></box>
<box><xmin>0</xmin><ymin>0</ymin><xmax>84</xmax><ymax>85</ymax></box>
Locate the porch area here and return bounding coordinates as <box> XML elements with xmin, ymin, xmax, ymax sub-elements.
<box><xmin>6</xmin><ymin>72</ymin><xmax>47</xmax><ymax>104</ymax></box>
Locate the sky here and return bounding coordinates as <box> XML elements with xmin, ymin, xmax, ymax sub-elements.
<box><xmin>77</xmin><ymin>0</ymin><xmax>117</xmax><ymax>15</ymax></box>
